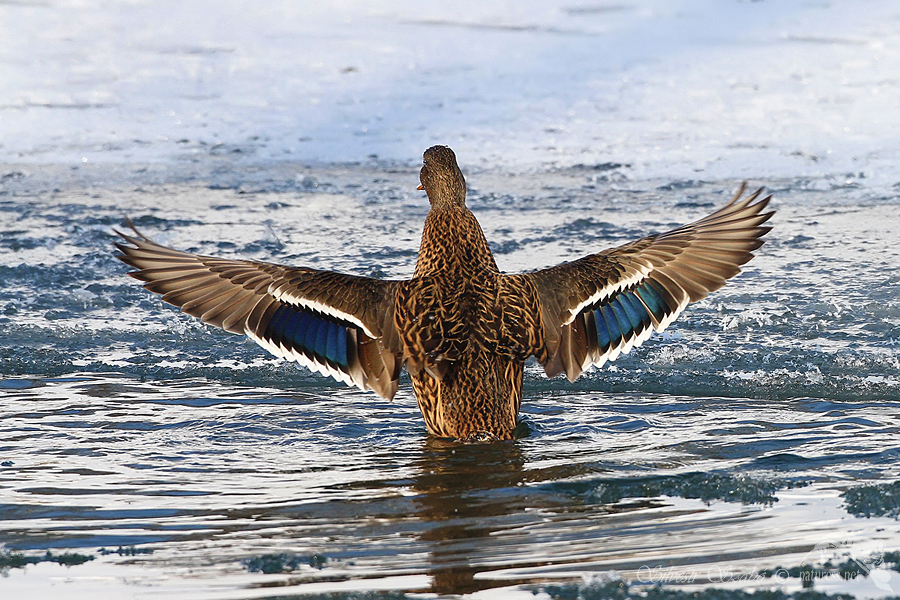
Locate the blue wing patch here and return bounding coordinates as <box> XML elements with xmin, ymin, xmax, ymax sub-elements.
<box><xmin>599</xmin><ymin>304</ymin><xmax>623</xmax><ymax>348</ymax></box>
<box><xmin>583</xmin><ymin>279</ymin><xmax>677</xmax><ymax>357</ymax></box>
<box><xmin>634</xmin><ymin>281</ymin><xmax>669</xmax><ymax>322</ymax></box>
<box><xmin>264</xmin><ymin>303</ymin><xmax>350</xmax><ymax>369</ymax></box>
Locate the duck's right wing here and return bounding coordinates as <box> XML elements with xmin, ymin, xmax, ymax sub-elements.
<box><xmin>115</xmin><ymin>225</ymin><xmax>403</xmax><ymax>399</ymax></box>
<box><xmin>521</xmin><ymin>184</ymin><xmax>774</xmax><ymax>382</ymax></box>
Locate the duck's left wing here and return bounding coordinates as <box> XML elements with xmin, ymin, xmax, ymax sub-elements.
<box><xmin>521</xmin><ymin>184</ymin><xmax>774</xmax><ymax>382</ymax></box>
<box><xmin>115</xmin><ymin>226</ymin><xmax>402</xmax><ymax>399</ymax></box>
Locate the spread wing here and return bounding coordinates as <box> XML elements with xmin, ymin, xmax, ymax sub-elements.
<box><xmin>523</xmin><ymin>184</ymin><xmax>774</xmax><ymax>381</ymax></box>
<box><xmin>114</xmin><ymin>225</ymin><xmax>403</xmax><ymax>399</ymax></box>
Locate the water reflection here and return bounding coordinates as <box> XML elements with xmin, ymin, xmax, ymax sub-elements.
<box><xmin>411</xmin><ymin>438</ymin><xmax>528</xmax><ymax>594</ymax></box>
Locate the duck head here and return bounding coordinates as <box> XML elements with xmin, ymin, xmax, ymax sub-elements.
<box><xmin>418</xmin><ymin>145</ymin><xmax>467</xmax><ymax>209</ymax></box>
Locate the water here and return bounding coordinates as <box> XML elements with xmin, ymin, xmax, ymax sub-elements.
<box><xmin>3</xmin><ymin>0</ymin><xmax>900</xmax><ymax>597</ymax></box>
<box><xmin>2</xmin><ymin>169</ymin><xmax>899</xmax><ymax>599</ymax></box>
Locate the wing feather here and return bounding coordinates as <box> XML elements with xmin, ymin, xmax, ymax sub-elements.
<box><xmin>525</xmin><ymin>184</ymin><xmax>773</xmax><ymax>381</ymax></box>
<box><xmin>115</xmin><ymin>225</ymin><xmax>402</xmax><ymax>398</ymax></box>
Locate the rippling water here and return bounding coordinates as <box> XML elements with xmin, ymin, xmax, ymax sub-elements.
<box><xmin>2</xmin><ymin>168</ymin><xmax>900</xmax><ymax>599</ymax></box>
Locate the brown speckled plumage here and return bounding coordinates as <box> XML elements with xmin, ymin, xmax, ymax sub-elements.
<box><xmin>115</xmin><ymin>145</ymin><xmax>773</xmax><ymax>441</ymax></box>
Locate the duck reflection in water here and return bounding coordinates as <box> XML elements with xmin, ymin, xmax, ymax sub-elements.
<box><xmin>411</xmin><ymin>436</ymin><xmax>530</xmax><ymax>595</ymax></box>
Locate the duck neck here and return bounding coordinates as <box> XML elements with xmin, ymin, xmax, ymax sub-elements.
<box><xmin>415</xmin><ymin>206</ymin><xmax>498</xmax><ymax>277</ymax></box>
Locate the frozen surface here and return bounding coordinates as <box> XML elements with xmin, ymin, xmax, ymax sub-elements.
<box><xmin>2</xmin><ymin>0</ymin><xmax>900</xmax><ymax>187</ymax></box>
<box><xmin>2</xmin><ymin>1</ymin><xmax>900</xmax><ymax>599</ymax></box>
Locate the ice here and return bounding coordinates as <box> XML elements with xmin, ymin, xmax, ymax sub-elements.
<box><xmin>2</xmin><ymin>0</ymin><xmax>900</xmax><ymax>191</ymax></box>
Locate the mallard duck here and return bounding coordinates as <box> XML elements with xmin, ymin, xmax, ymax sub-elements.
<box><xmin>116</xmin><ymin>145</ymin><xmax>773</xmax><ymax>441</ymax></box>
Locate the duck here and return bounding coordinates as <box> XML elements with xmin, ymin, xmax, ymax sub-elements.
<box><xmin>116</xmin><ymin>145</ymin><xmax>773</xmax><ymax>441</ymax></box>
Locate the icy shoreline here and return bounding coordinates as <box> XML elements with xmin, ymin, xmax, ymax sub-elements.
<box><xmin>2</xmin><ymin>0</ymin><xmax>900</xmax><ymax>192</ymax></box>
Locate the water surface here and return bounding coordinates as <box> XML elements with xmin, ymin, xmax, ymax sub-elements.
<box><xmin>2</xmin><ymin>171</ymin><xmax>899</xmax><ymax>599</ymax></box>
